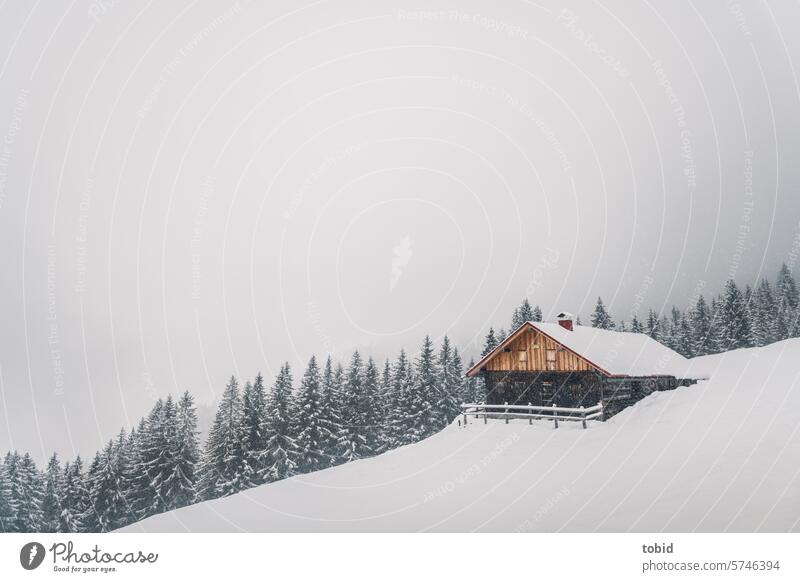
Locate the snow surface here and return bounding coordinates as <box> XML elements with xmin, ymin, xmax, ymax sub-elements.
<box><xmin>527</xmin><ymin>322</ymin><xmax>692</xmax><ymax>377</ymax></box>
<box><xmin>123</xmin><ymin>340</ymin><xmax>800</xmax><ymax>532</ymax></box>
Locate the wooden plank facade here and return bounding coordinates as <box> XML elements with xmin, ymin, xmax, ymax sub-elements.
<box><xmin>481</xmin><ymin>327</ymin><xmax>599</xmax><ymax>374</ymax></box>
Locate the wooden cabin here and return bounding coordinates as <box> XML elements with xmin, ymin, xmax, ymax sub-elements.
<box><xmin>465</xmin><ymin>312</ymin><xmax>698</xmax><ymax>417</ymax></box>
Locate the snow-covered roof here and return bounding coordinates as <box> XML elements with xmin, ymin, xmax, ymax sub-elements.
<box><xmin>469</xmin><ymin>321</ymin><xmax>692</xmax><ymax>378</ymax></box>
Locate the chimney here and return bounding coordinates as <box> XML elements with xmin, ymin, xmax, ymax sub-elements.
<box><xmin>557</xmin><ymin>311</ymin><xmax>574</xmax><ymax>331</ymax></box>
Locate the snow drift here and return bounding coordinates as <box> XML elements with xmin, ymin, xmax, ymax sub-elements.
<box><xmin>123</xmin><ymin>339</ymin><xmax>800</xmax><ymax>532</ymax></box>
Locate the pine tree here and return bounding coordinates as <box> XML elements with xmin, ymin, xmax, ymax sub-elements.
<box><xmin>590</xmin><ymin>297</ymin><xmax>615</xmax><ymax>329</ymax></box>
<box><xmin>0</xmin><ymin>459</ymin><xmax>17</xmax><ymax>532</ymax></box>
<box><xmin>336</xmin><ymin>351</ymin><xmax>371</xmax><ymax>463</ymax></box>
<box><xmin>674</xmin><ymin>312</ymin><xmax>694</xmax><ymax>357</ymax></box>
<box><xmin>406</xmin><ymin>336</ymin><xmax>439</xmax><ymax>442</ymax></box>
<box><xmin>140</xmin><ymin>396</ymin><xmax>181</xmax><ymax>517</ymax></box>
<box><xmin>84</xmin><ymin>441</ymin><xmax>128</xmax><ymax>532</ymax></box>
<box><xmin>662</xmin><ymin>307</ymin><xmax>682</xmax><ymax>351</ymax></box>
<box><xmin>511</xmin><ymin>298</ymin><xmax>536</xmax><ymax>329</ymax></box>
<box><xmin>375</xmin><ymin>359</ymin><xmax>393</xmax><ymax>453</ymax></box>
<box><xmin>719</xmin><ymin>280</ymin><xmax>753</xmax><ymax>350</ymax></box>
<box><xmin>630</xmin><ymin>314</ymin><xmax>644</xmax><ymax>333</ymax></box>
<box><xmin>170</xmin><ymin>391</ymin><xmax>200</xmax><ymax>509</ymax></box>
<box><xmin>241</xmin><ymin>374</ymin><xmax>268</xmax><ymax>488</ymax></box>
<box><xmin>690</xmin><ymin>295</ymin><xmax>712</xmax><ymax>355</ymax></box>
<box><xmin>293</xmin><ymin>356</ymin><xmax>328</xmax><ymax>474</ymax></box>
<box><xmin>775</xmin><ymin>263</ymin><xmax>799</xmax><ymax>338</ymax></box>
<box><xmin>363</xmin><ymin>357</ymin><xmax>384</xmax><ymax>452</ymax></box>
<box><xmin>263</xmin><ymin>364</ymin><xmax>299</xmax><ymax>481</ymax></box>
<box><xmin>751</xmin><ymin>279</ymin><xmax>777</xmax><ymax>347</ymax></box>
<box><xmin>199</xmin><ymin>377</ymin><xmax>247</xmax><ymax>500</ymax></box>
<box><xmin>482</xmin><ymin>328</ymin><xmax>498</xmax><ymax>356</ymax></box>
<box><xmin>319</xmin><ymin>357</ymin><xmax>343</xmax><ymax>465</ymax></box>
<box><xmin>463</xmin><ymin>358</ymin><xmax>483</xmax><ymax>404</ymax></box>
<box><xmin>388</xmin><ymin>349</ymin><xmax>415</xmax><ymax>448</ymax></box>
<box><xmin>58</xmin><ymin>458</ymin><xmax>85</xmax><ymax>533</ymax></box>
<box><xmin>113</xmin><ymin>428</ymin><xmax>136</xmax><ymax>524</ymax></box>
<box><xmin>450</xmin><ymin>346</ymin><xmax>465</xmax><ymax>409</ymax></box>
<box><xmin>708</xmin><ymin>297</ymin><xmax>727</xmax><ymax>353</ymax></box>
<box><xmin>40</xmin><ymin>453</ymin><xmax>63</xmax><ymax>532</ymax></box>
<box><xmin>645</xmin><ymin>309</ymin><xmax>660</xmax><ymax>340</ymax></box>
<box><xmin>5</xmin><ymin>451</ymin><xmax>44</xmax><ymax>532</ymax></box>
<box><xmin>532</xmin><ymin>304</ymin><xmax>543</xmax><ymax>322</ymax></box>
<box><xmin>435</xmin><ymin>336</ymin><xmax>462</xmax><ymax>429</ymax></box>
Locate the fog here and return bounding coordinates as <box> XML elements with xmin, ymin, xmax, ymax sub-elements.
<box><xmin>1</xmin><ymin>0</ymin><xmax>799</xmax><ymax>462</ymax></box>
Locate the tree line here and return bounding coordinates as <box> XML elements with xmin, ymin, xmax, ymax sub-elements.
<box><xmin>0</xmin><ymin>336</ymin><xmax>481</xmax><ymax>533</ymax></box>
<box><xmin>480</xmin><ymin>263</ymin><xmax>800</xmax><ymax>359</ymax></box>
<box><xmin>3</xmin><ymin>263</ymin><xmax>798</xmax><ymax>533</ymax></box>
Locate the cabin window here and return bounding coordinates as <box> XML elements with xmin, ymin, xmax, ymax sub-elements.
<box><xmin>546</xmin><ymin>349</ymin><xmax>556</xmax><ymax>370</ymax></box>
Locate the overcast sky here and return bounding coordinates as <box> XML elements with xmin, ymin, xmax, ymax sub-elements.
<box><xmin>1</xmin><ymin>0</ymin><xmax>800</xmax><ymax>462</ymax></box>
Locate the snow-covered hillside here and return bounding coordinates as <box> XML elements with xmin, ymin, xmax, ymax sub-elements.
<box><xmin>123</xmin><ymin>340</ymin><xmax>800</xmax><ymax>532</ymax></box>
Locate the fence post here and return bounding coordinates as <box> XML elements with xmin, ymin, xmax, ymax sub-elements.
<box><xmin>580</xmin><ymin>405</ymin><xmax>586</xmax><ymax>429</ymax></box>
<box><xmin>552</xmin><ymin>402</ymin><xmax>558</xmax><ymax>429</ymax></box>
<box><xmin>527</xmin><ymin>402</ymin><xmax>532</xmax><ymax>425</ymax></box>
<box><xmin>599</xmin><ymin>400</ymin><xmax>605</xmax><ymax>422</ymax></box>
<box><xmin>463</xmin><ymin>408</ymin><xmax>468</xmax><ymax>426</ymax></box>
<box><xmin>504</xmin><ymin>401</ymin><xmax>509</xmax><ymax>424</ymax></box>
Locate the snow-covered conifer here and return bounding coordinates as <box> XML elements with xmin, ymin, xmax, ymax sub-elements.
<box><xmin>263</xmin><ymin>365</ymin><xmax>299</xmax><ymax>481</ymax></box>
<box><xmin>590</xmin><ymin>297</ymin><xmax>615</xmax><ymax>329</ymax></box>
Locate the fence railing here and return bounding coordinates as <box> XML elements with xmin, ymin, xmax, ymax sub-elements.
<box><xmin>460</xmin><ymin>401</ymin><xmax>604</xmax><ymax>429</ymax></box>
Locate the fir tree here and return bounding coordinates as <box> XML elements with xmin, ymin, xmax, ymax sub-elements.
<box><xmin>199</xmin><ymin>377</ymin><xmax>247</xmax><ymax>500</ymax></box>
<box><xmin>263</xmin><ymin>364</ymin><xmax>299</xmax><ymax>481</ymax></box>
<box><xmin>241</xmin><ymin>374</ymin><xmax>268</xmax><ymax>487</ymax></box>
<box><xmin>630</xmin><ymin>314</ymin><xmax>644</xmax><ymax>333</ymax></box>
<box><xmin>719</xmin><ymin>280</ymin><xmax>753</xmax><ymax>350</ymax></box>
<box><xmin>482</xmin><ymin>328</ymin><xmax>498</xmax><ymax>356</ymax></box>
<box><xmin>362</xmin><ymin>357</ymin><xmax>384</xmax><ymax>452</ymax></box>
<box><xmin>336</xmin><ymin>351</ymin><xmax>371</xmax><ymax>463</ymax></box>
<box><xmin>511</xmin><ymin>298</ymin><xmax>536</xmax><ymax>329</ymax></box>
<box><xmin>84</xmin><ymin>442</ymin><xmax>128</xmax><ymax>532</ymax></box>
<box><xmin>6</xmin><ymin>451</ymin><xmax>43</xmax><ymax>532</ymax></box>
<box><xmin>0</xmin><ymin>459</ymin><xmax>16</xmax><ymax>532</ymax></box>
<box><xmin>463</xmin><ymin>358</ymin><xmax>483</xmax><ymax>404</ymax></box>
<box><xmin>319</xmin><ymin>357</ymin><xmax>343</xmax><ymax>465</ymax></box>
<box><xmin>435</xmin><ymin>336</ymin><xmax>462</xmax><ymax>429</ymax></box>
<box><xmin>691</xmin><ymin>295</ymin><xmax>712</xmax><ymax>355</ymax></box>
<box><xmin>645</xmin><ymin>309</ymin><xmax>660</xmax><ymax>340</ymax></box>
<box><xmin>775</xmin><ymin>263</ymin><xmax>799</xmax><ymax>337</ymax></box>
<box><xmin>140</xmin><ymin>396</ymin><xmax>181</xmax><ymax>517</ymax></box>
<box><xmin>751</xmin><ymin>278</ymin><xmax>777</xmax><ymax>347</ymax></box>
<box><xmin>406</xmin><ymin>336</ymin><xmax>439</xmax><ymax>442</ymax></box>
<box><xmin>450</xmin><ymin>347</ymin><xmax>465</xmax><ymax>409</ymax></box>
<box><xmin>532</xmin><ymin>304</ymin><xmax>543</xmax><ymax>322</ymax></box>
<box><xmin>170</xmin><ymin>391</ymin><xmax>200</xmax><ymax>509</ymax></box>
<box><xmin>388</xmin><ymin>349</ymin><xmax>415</xmax><ymax>448</ymax></box>
<box><xmin>674</xmin><ymin>312</ymin><xmax>694</xmax><ymax>357</ymax></box>
<box><xmin>58</xmin><ymin>458</ymin><xmax>85</xmax><ymax>533</ymax></box>
<box><xmin>375</xmin><ymin>358</ymin><xmax>393</xmax><ymax>453</ymax></box>
<box><xmin>590</xmin><ymin>297</ymin><xmax>615</xmax><ymax>329</ymax></box>
<box><xmin>293</xmin><ymin>356</ymin><xmax>328</xmax><ymax>474</ymax></box>
<box><xmin>40</xmin><ymin>453</ymin><xmax>63</xmax><ymax>533</ymax></box>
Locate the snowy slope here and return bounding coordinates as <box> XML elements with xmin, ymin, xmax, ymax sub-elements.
<box><xmin>123</xmin><ymin>340</ymin><xmax>800</xmax><ymax>532</ymax></box>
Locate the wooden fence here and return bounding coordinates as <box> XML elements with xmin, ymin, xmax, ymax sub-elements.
<box><xmin>460</xmin><ymin>401</ymin><xmax>604</xmax><ymax>429</ymax></box>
